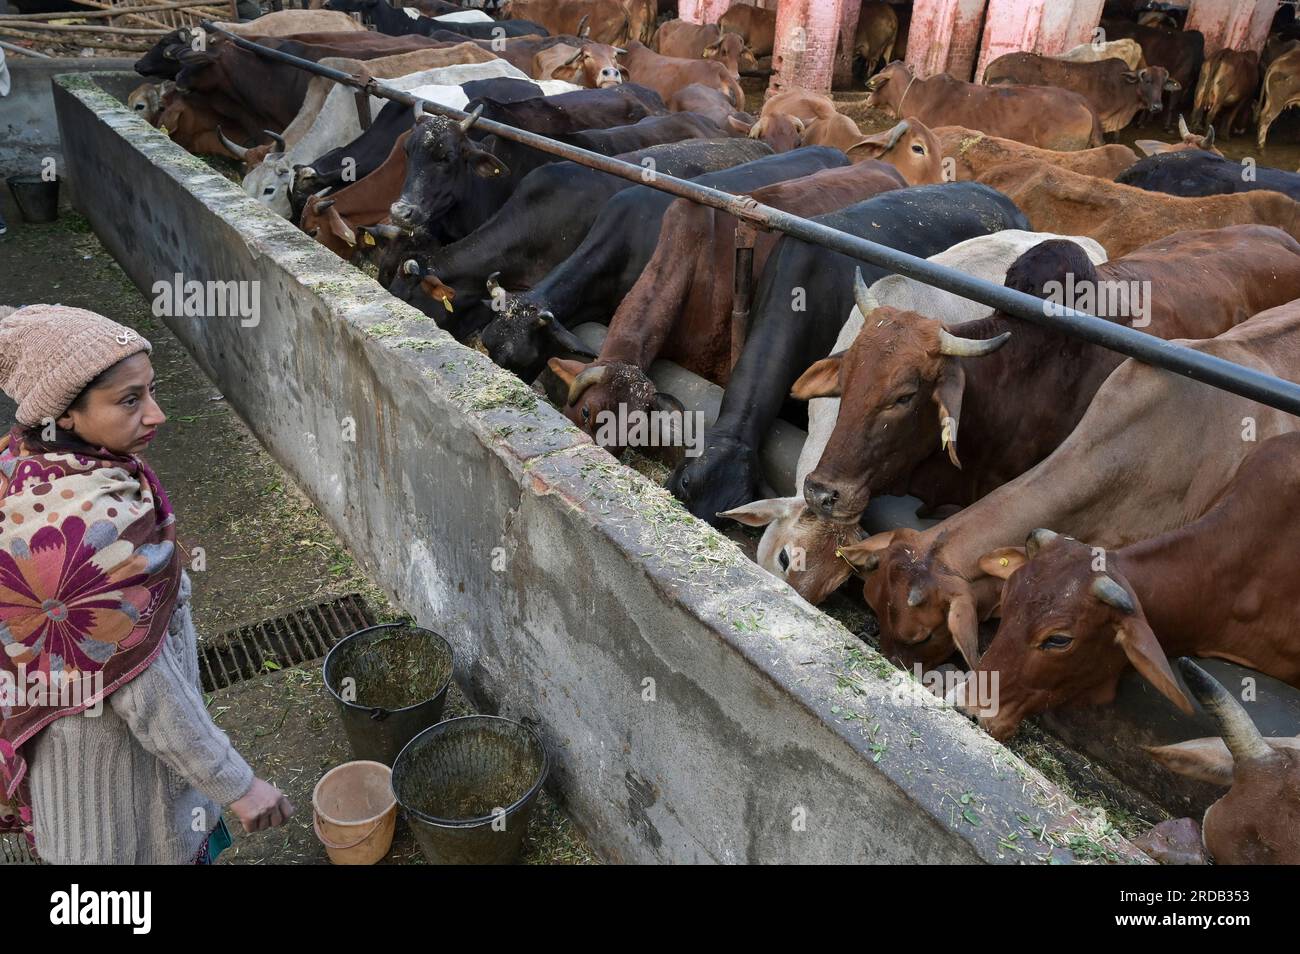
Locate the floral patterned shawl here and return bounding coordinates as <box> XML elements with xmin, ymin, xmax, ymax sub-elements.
<box><xmin>0</xmin><ymin>425</ymin><xmax>180</xmax><ymax>844</ymax></box>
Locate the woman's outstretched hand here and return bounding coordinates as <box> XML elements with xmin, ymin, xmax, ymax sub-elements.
<box><xmin>231</xmin><ymin>777</ymin><xmax>295</xmax><ymax>832</ymax></box>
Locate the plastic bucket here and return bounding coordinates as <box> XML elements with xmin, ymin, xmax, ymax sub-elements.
<box><xmin>311</xmin><ymin>760</ymin><xmax>397</xmax><ymax>865</ymax></box>
<box><xmin>323</xmin><ymin>623</ymin><xmax>454</xmax><ymax>765</ymax></box>
<box><xmin>391</xmin><ymin>716</ymin><xmax>549</xmax><ymax>865</ymax></box>
<box><xmin>6</xmin><ymin>175</ymin><xmax>60</xmax><ymax>224</ymax></box>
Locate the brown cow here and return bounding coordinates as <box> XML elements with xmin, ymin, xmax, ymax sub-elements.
<box><xmin>1191</xmin><ymin>48</ymin><xmax>1259</xmax><ymax>138</ymax></box>
<box><xmin>759</xmin><ymin>87</ymin><xmax>841</xmax><ymax>125</ymax></box>
<box><xmin>655</xmin><ymin>20</ymin><xmax>758</xmax><ymax>74</ymax></box>
<box><xmin>982</xmin><ymin>53</ymin><xmax>1177</xmax><ymax>133</ymax></box>
<box><xmin>1134</xmin><ymin>114</ymin><xmax>1222</xmax><ymax>156</ymax></box>
<box><xmin>155</xmin><ymin>89</ymin><xmax>253</xmax><ymax>159</ymax></box>
<box><xmin>128</xmin><ymin>81</ymin><xmax>171</xmax><ymax>125</ymax></box>
<box><xmin>801</xmin><ymin>113</ymin><xmax>942</xmax><ymax>169</ymax></box>
<box><xmin>798</xmin><ymin>226</ymin><xmax>1300</xmax><ymax>526</ymax></box>
<box><xmin>974</xmin><ymin>429</ymin><xmax>1300</xmax><ymax>738</ymax></box>
<box><xmin>718</xmin><ymin>2</ymin><xmax>776</xmax><ymax>58</ymax></box>
<box><xmin>620</xmin><ymin>40</ymin><xmax>745</xmax><ymax>108</ymax></box>
<box><xmin>669</xmin><ymin>83</ymin><xmax>755</xmax><ymax>129</ymax></box>
<box><xmin>852</xmin><ymin>2</ymin><xmax>898</xmax><ymax>77</ymax></box>
<box><xmin>546</xmin><ymin>161</ymin><xmax>909</xmax><ymax>454</ymax></box>
<box><xmin>534</xmin><ymin>41</ymin><xmax>627</xmax><ymax>86</ymax></box>
<box><xmin>865</xmin><ymin>61</ymin><xmax>1104</xmax><ymax>150</ymax></box>
<box><xmin>837</xmin><ymin>300</ymin><xmax>1300</xmax><ymax>669</ymax></box>
<box><xmin>301</xmin><ymin>130</ymin><xmax>412</xmax><ymax>259</ymax></box>
<box><xmin>1146</xmin><ymin>659</ymin><xmax>1300</xmax><ymax>865</ymax></box>
<box><xmin>504</xmin><ymin>0</ymin><xmax>633</xmax><ymax>45</ymax></box>
<box><xmin>976</xmin><ymin>159</ymin><xmax>1300</xmax><ymax>257</ymax></box>
<box><xmin>935</xmin><ymin>126</ymin><xmax>1137</xmax><ymax>180</ymax></box>
<box><xmin>1256</xmin><ymin>44</ymin><xmax>1300</xmax><ymax>149</ymax></box>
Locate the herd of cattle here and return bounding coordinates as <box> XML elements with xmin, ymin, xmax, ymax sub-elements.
<box><xmin>125</xmin><ymin>2</ymin><xmax>1300</xmax><ymax>863</ymax></box>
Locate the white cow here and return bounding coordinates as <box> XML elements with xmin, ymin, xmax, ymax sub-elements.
<box><xmin>721</xmin><ymin>230</ymin><xmax>1109</xmax><ymax>604</ymax></box>
<box><xmin>1057</xmin><ymin>38</ymin><xmax>1145</xmax><ymax>70</ymax></box>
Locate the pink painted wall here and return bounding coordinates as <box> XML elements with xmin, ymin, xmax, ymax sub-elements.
<box><xmin>905</xmin><ymin>0</ymin><xmax>989</xmax><ymax>81</ymax></box>
<box><xmin>833</xmin><ymin>0</ymin><xmax>863</xmax><ymax>88</ymax></box>
<box><xmin>770</xmin><ymin>0</ymin><xmax>849</xmax><ymax>95</ymax></box>
<box><xmin>975</xmin><ymin>0</ymin><xmax>1104</xmax><ymax>82</ymax></box>
<box><xmin>1186</xmin><ymin>0</ymin><xmax>1274</xmax><ymax>55</ymax></box>
<box><xmin>679</xmin><ymin>0</ymin><xmax>738</xmax><ymax>26</ymax></box>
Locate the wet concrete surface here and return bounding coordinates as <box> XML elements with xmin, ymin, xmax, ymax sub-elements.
<box><xmin>0</xmin><ymin>197</ymin><xmax>596</xmax><ymax>864</ymax></box>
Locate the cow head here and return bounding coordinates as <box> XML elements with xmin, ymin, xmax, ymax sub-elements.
<box><xmin>730</xmin><ymin>112</ymin><xmax>804</xmax><ymax>152</ymax></box>
<box><xmin>135</xmin><ymin>28</ymin><xmax>193</xmax><ymax>79</ymax></box>
<box><xmin>1146</xmin><ymin>659</ymin><xmax>1300</xmax><ymax>865</ymax></box>
<box><xmin>667</xmin><ymin>432</ymin><xmax>766</xmax><ymax>525</ymax></box>
<box><xmin>719</xmin><ymin>497</ymin><xmax>863</xmax><ymax>604</ymax></box>
<box><xmin>840</xmin><ymin>526</ymin><xmax>983</xmax><ymax>670</ymax></box>
<box><xmin>703</xmin><ymin>32</ymin><xmax>759</xmax><ymax>75</ymax></box>
<box><xmin>548</xmin><ymin>43</ymin><xmax>627</xmax><ymax>88</ymax></box>
<box><xmin>389</xmin><ymin>105</ymin><xmax>509</xmax><ymax>242</ymax></box>
<box><xmin>546</xmin><ymin>358</ymin><xmax>685</xmax><ymax>458</ymax></box>
<box><xmin>128</xmin><ymin>82</ymin><xmax>171</xmax><ymax>126</ymax></box>
<box><xmin>847</xmin><ymin>118</ymin><xmax>944</xmax><ymax>185</ymax></box>
<box><xmin>795</xmin><ymin>277</ymin><xmax>1009</xmax><ymax>523</ymax></box>
<box><xmin>1134</xmin><ymin>115</ymin><xmax>1221</xmax><ymax>156</ymax></box>
<box><xmin>389</xmin><ymin>258</ymin><xmax>459</xmax><ymax>322</ymax></box>
<box><xmin>300</xmin><ymin>193</ymin><xmax>360</xmax><ymax>257</ymax></box>
<box><xmin>968</xmin><ymin>530</ymin><xmax>1193</xmax><ymax>741</ymax></box>
<box><xmin>480</xmin><ymin>282</ymin><xmax>595</xmax><ymax>380</ymax></box>
<box><xmin>863</xmin><ymin>61</ymin><xmax>914</xmax><ymax>114</ymax></box>
<box><xmin>1125</xmin><ymin>65</ymin><xmax>1178</xmax><ymax>115</ymax></box>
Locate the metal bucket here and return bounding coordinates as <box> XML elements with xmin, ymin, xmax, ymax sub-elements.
<box><xmin>322</xmin><ymin>623</ymin><xmax>454</xmax><ymax>766</ymax></box>
<box><xmin>6</xmin><ymin>175</ymin><xmax>60</xmax><ymax>224</ymax></box>
<box><xmin>391</xmin><ymin>716</ymin><xmax>549</xmax><ymax>865</ymax></box>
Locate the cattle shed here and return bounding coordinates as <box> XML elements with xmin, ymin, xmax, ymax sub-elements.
<box><xmin>48</xmin><ymin>69</ymin><xmax>1168</xmax><ymax>865</ymax></box>
<box><xmin>677</xmin><ymin>0</ymin><xmax>1278</xmax><ymax>91</ymax></box>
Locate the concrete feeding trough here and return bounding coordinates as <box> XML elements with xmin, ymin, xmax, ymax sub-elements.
<box><xmin>53</xmin><ymin>71</ymin><xmax>1156</xmax><ymax>864</ymax></box>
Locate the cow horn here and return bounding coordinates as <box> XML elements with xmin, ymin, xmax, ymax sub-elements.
<box><xmin>413</xmin><ymin>99</ymin><xmax>425</xmax><ymax>121</ymax></box>
<box><xmin>1177</xmin><ymin>658</ymin><xmax>1276</xmax><ymax>765</ymax></box>
<box><xmin>883</xmin><ymin>119</ymin><xmax>910</xmax><ymax>150</ymax></box>
<box><xmin>938</xmin><ymin>329</ymin><xmax>1011</xmax><ymax>357</ymax></box>
<box><xmin>562</xmin><ymin>45</ymin><xmax>585</xmax><ymax>67</ymax></box>
<box><xmin>263</xmin><ymin>129</ymin><xmax>286</xmax><ymax>151</ymax></box>
<box><xmin>537</xmin><ymin>309</ymin><xmax>555</xmax><ymax>327</ymax></box>
<box><xmin>1202</xmin><ymin>124</ymin><xmax>1215</xmax><ymax>149</ymax></box>
<box><xmin>403</xmin><ymin>259</ymin><xmax>423</xmax><ymax>277</ymax></box>
<box><xmin>852</xmin><ymin>266</ymin><xmax>873</xmax><ymax>317</ymax></box>
<box><xmin>906</xmin><ymin>585</ymin><xmax>924</xmax><ymax>608</ymax></box>
<box><xmin>366</xmin><ymin>224</ymin><xmax>404</xmax><ymax>241</ymax></box>
<box><xmin>311</xmin><ymin>187</ymin><xmax>331</xmax><ymax>199</ymax></box>
<box><xmin>459</xmin><ymin>104</ymin><xmax>483</xmax><ymax>133</ymax></box>
<box><xmin>577</xmin><ymin>14</ymin><xmax>590</xmax><ymax>37</ymax></box>
<box><xmin>486</xmin><ymin>271</ymin><xmax>503</xmax><ymax>294</ymax></box>
<box><xmin>1024</xmin><ymin>528</ymin><xmax>1057</xmax><ymax>559</ymax></box>
<box><xmin>567</xmin><ymin>364</ymin><xmax>609</xmax><ymax>405</ymax></box>
<box><xmin>1091</xmin><ymin>574</ymin><xmax>1135</xmax><ymax>615</ymax></box>
<box><xmin>298</xmin><ymin>165</ymin><xmax>318</xmax><ymax>181</ymax></box>
<box><xmin>216</xmin><ymin>126</ymin><xmax>249</xmax><ymax>160</ymax></box>
<box><xmin>1178</xmin><ymin>114</ymin><xmax>1191</xmax><ymax>139</ymax></box>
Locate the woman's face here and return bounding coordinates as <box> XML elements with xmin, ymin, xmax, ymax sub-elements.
<box><xmin>56</xmin><ymin>353</ymin><xmax>166</xmax><ymax>456</ymax></box>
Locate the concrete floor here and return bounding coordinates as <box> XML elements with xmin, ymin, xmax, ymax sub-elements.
<box><xmin>0</xmin><ymin>193</ymin><xmax>597</xmax><ymax>865</ymax></box>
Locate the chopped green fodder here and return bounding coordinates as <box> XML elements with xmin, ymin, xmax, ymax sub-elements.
<box><xmin>328</xmin><ymin>626</ymin><xmax>452</xmax><ymax>711</ymax></box>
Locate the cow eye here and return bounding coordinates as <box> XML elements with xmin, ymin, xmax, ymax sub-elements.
<box><xmin>911</xmin><ymin>144</ymin><xmax>925</xmax><ymax>154</ymax></box>
<box><xmin>778</xmin><ymin>548</ymin><xmax>791</xmax><ymax>572</ymax></box>
<box><xmin>262</xmin><ymin>187</ymin><xmax>275</xmax><ymax>196</ymax></box>
<box><xmin>1040</xmin><ymin>633</ymin><xmax>1073</xmax><ymax>650</ymax></box>
<box><xmin>581</xmin><ymin>406</ymin><xmax>589</xmax><ymax>422</ymax></box>
<box><xmin>893</xmin><ymin>391</ymin><xmax>915</xmax><ymax>407</ymax></box>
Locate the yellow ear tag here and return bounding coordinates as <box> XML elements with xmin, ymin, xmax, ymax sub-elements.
<box><xmin>160</xmin><ymin>124</ymin><xmax>169</xmax><ymax>136</ymax></box>
<box><xmin>363</xmin><ymin>232</ymin><xmax>375</xmax><ymax>246</ymax></box>
<box><xmin>442</xmin><ymin>296</ymin><xmax>454</xmax><ymax>313</ymax></box>
<box><xmin>999</xmin><ymin>557</ymin><xmax>1009</xmax><ymax>567</ymax></box>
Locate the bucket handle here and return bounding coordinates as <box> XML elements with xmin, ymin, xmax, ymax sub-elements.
<box><xmin>313</xmin><ymin>809</ymin><xmax>387</xmax><ymax>851</ymax></box>
<box><xmin>368</xmin><ymin>706</ymin><xmax>390</xmax><ymax>721</ymax></box>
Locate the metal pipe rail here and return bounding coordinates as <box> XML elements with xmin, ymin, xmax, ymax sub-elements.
<box><xmin>202</xmin><ymin>22</ymin><xmax>1300</xmax><ymax>417</ymax></box>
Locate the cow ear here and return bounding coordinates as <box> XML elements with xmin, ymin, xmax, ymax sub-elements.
<box><xmin>469</xmin><ymin>148</ymin><xmax>509</xmax><ymax>179</ymax></box>
<box><xmin>933</xmin><ymin>359</ymin><xmax>965</xmax><ymax>469</ymax></box>
<box><xmin>978</xmin><ymin>547</ymin><xmax>1027</xmax><ymax>580</ymax></box>
<box><xmin>836</xmin><ymin>530</ymin><xmax>894</xmax><ymax>573</ymax></box>
<box><xmin>790</xmin><ymin>354</ymin><xmax>843</xmax><ymax>400</ymax></box>
<box><xmin>326</xmin><ymin>210</ymin><xmax>356</xmax><ymax>247</ymax></box>
<box><xmin>547</xmin><ymin>357</ymin><xmax>587</xmax><ymax>389</ymax></box>
<box><xmin>717</xmin><ymin>496</ymin><xmax>802</xmax><ymax>528</ymax></box>
<box><xmin>1163</xmin><ymin>78</ymin><xmax>1181</xmax><ymax>91</ymax></box>
<box><xmin>544</xmin><ymin>321</ymin><xmax>598</xmax><ymax>360</ymax></box>
<box><xmin>727</xmin><ymin>113</ymin><xmax>754</xmax><ymax>135</ymax></box>
<box><xmin>1116</xmin><ymin>616</ymin><xmax>1195</xmax><ymax>715</ymax></box>
<box><xmin>947</xmin><ymin>593</ymin><xmax>981</xmax><ymax>668</ymax></box>
<box><xmin>1124</xmin><ymin>70</ymin><xmax>1140</xmax><ymax>84</ymax></box>
<box><xmin>1133</xmin><ymin>139</ymin><xmax>1170</xmax><ymax>156</ymax></box>
<box><xmin>1146</xmin><ymin>738</ymin><xmax>1236</xmax><ymax>787</ymax></box>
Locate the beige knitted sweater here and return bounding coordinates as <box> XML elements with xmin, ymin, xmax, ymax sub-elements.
<box><xmin>27</xmin><ymin>571</ymin><xmax>255</xmax><ymax>864</ymax></box>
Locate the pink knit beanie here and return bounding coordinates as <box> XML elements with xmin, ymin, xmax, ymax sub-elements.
<box><xmin>0</xmin><ymin>304</ymin><xmax>153</xmax><ymax>427</ymax></box>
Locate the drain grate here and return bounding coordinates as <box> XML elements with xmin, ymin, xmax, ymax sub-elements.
<box><xmin>199</xmin><ymin>593</ymin><xmax>375</xmax><ymax>692</ymax></box>
<box><xmin>0</xmin><ymin>834</ymin><xmax>39</xmax><ymax>865</ymax></box>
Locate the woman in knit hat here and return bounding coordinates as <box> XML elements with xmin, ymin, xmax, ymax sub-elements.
<box><xmin>0</xmin><ymin>304</ymin><xmax>292</xmax><ymax>864</ymax></box>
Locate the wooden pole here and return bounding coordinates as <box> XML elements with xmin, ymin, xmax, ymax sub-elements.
<box><xmin>0</xmin><ymin>22</ymin><xmax>170</xmax><ymax>34</ymax></box>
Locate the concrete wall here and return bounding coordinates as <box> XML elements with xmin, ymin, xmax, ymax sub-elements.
<box><xmin>1187</xmin><ymin>0</ymin><xmax>1274</xmax><ymax>56</ymax></box>
<box><xmin>771</xmin><ymin>0</ymin><xmax>846</xmax><ymax>94</ymax></box>
<box><xmin>975</xmin><ymin>0</ymin><xmax>1104</xmax><ymax>84</ymax></box>
<box><xmin>53</xmin><ymin>72</ymin><xmax>1150</xmax><ymax>865</ymax></box>
<box><xmin>907</xmin><ymin>0</ymin><xmax>987</xmax><ymax>80</ymax></box>
<box><xmin>0</xmin><ymin>58</ymin><xmax>135</xmax><ymax>180</ymax></box>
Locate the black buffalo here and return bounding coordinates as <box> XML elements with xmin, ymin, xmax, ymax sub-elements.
<box><xmin>324</xmin><ymin>0</ymin><xmax>548</xmax><ymax>39</ymax></box>
<box><xmin>1116</xmin><ymin>149</ymin><xmax>1300</xmax><ymax>201</ymax></box>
